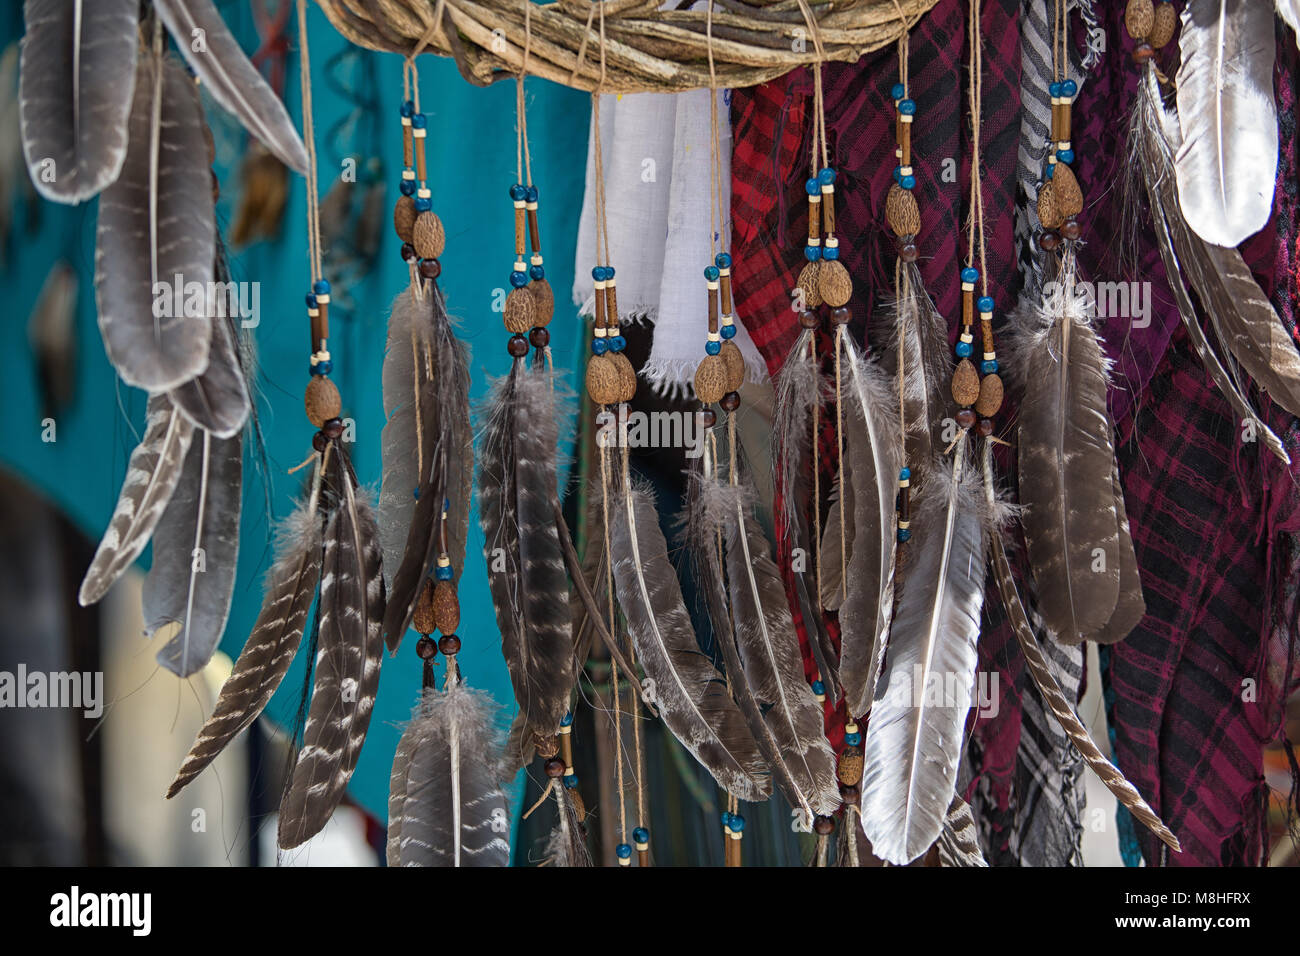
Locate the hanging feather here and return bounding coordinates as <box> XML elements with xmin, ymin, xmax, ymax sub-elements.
<box><xmin>379</xmin><ymin>282</ymin><xmax>472</xmax><ymax>651</ymax></box>
<box><xmin>833</xmin><ymin>332</ymin><xmax>902</xmax><ymax>720</ymax></box>
<box><xmin>18</xmin><ymin>0</ymin><xmax>139</xmax><ymax>204</ymax></box>
<box><xmin>167</xmin><ymin>480</ymin><xmax>325</xmax><ymax>798</ymax></box>
<box><xmin>833</xmin><ymin>805</ymin><xmax>872</xmax><ymax>867</ymax></box>
<box><xmin>27</xmin><ymin>260</ymin><xmax>78</xmax><ymax>419</ymax></box>
<box><xmin>79</xmin><ymin>394</ymin><xmax>195</xmax><ymax>605</ymax></box>
<box><xmin>477</xmin><ymin>358</ymin><xmax>574</xmax><ymax>738</ymax></box>
<box><xmin>611</xmin><ymin>482</ymin><xmax>770</xmax><ymax>802</ymax></box>
<box><xmin>1174</xmin><ymin>0</ymin><xmax>1278</xmax><ymax>247</ymax></box>
<box><xmin>1083</xmin><ymin>465</ymin><xmax>1145</xmax><ymax>644</ymax></box>
<box><xmin>860</xmin><ymin>436</ymin><xmax>988</xmax><ymax>865</ymax></box>
<box><xmin>95</xmin><ymin>53</ymin><xmax>214</xmax><ymax>391</ymax></box>
<box><xmin>1281</xmin><ymin>1</ymin><xmax>1300</xmax><ymax>45</ymax></box>
<box><xmin>936</xmin><ymin>794</ymin><xmax>988</xmax><ymax>867</ymax></box>
<box><xmin>1133</xmin><ymin>69</ymin><xmax>1300</xmax><ymax>427</ymax></box>
<box><xmin>152</xmin><ymin>0</ymin><xmax>309</xmax><ymax>174</ymax></box>
<box><xmin>230</xmin><ymin>143</ymin><xmax>289</xmax><ymax>247</ymax></box>
<box><xmin>386</xmin><ymin>683</ymin><xmax>511</xmax><ymax>867</ymax></box>
<box><xmin>1010</xmin><ymin>262</ymin><xmax>1123</xmax><ymax>641</ymax></box>
<box><xmin>142</xmin><ymin>428</ymin><xmax>243</xmax><ymax>677</ymax></box>
<box><xmin>278</xmin><ymin>443</ymin><xmax>386</xmax><ymax>849</ymax></box>
<box><xmin>544</xmin><ymin>787</ymin><xmax>592</xmax><ymax>867</ymax></box>
<box><xmin>818</xmin><ymin>471</ymin><xmax>851</xmax><ymax>613</ymax></box>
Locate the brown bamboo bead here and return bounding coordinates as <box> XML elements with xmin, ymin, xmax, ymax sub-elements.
<box><xmin>305</xmin><ymin>375</ymin><xmax>341</xmax><ymax>427</ymax></box>
<box><xmin>514</xmin><ymin>206</ymin><xmax>526</xmax><ymax>257</ymax></box>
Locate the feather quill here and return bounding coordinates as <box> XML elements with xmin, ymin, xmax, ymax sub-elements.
<box><xmin>860</xmin><ymin>437</ymin><xmax>986</xmax><ymax>865</ymax></box>
<box><xmin>1174</xmin><ymin>0</ymin><xmax>1278</xmax><ymax>247</ymax></box>
<box><xmin>152</xmin><ymin>0</ymin><xmax>309</xmax><ymax>174</ymax></box>
<box><xmin>95</xmin><ymin>53</ymin><xmax>213</xmax><ymax>391</ymax></box>
<box><xmin>386</xmin><ymin>683</ymin><xmax>511</xmax><ymax>866</ymax></box>
<box><xmin>18</xmin><ymin>0</ymin><xmax>139</xmax><ymax>203</ymax></box>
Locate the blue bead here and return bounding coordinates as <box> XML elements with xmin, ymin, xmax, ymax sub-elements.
<box><xmin>526</xmin><ymin>185</ymin><xmax>538</xmax><ymax>203</ymax></box>
<box><xmin>1058</xmin><ymin>148</ymin><xmax>1075</xmax><ymax>164</ymax></box>
<box><xmin>982</xmin><ymin>359</ymin><xmax>999</xmax><ymax>374</ymax></box>
<box><xmin>1062</xmin><ymin>79</ymin><xmax>1077</xmax><ymax>97</ymax></box>
<box><xmin>822</xmin><ymin>245</ymin><xmax>839</xmax><ymax>261</ymax></box>
<box><xmin>818</xmin><ymin>166</ymin><xmax>836</xmax><ymax>185</ymax></box>
<box><xmin>609</xmin><ymin>335</ymin><xmax>626</xmax><ymax>352</ymax></box>
<box><xmin>414</xmin><ymin>196</ymin><xmax>432</xmax><ymax>212</ymax></box>
<box><xmin>715</xmin><ymin>252</ymin><xmax>732</xmax><ymax>268</ymax></box>
<box><xmin>955</xmin><ymin>341</ymin><xmax>973</xmax><ymax>358</ymax></box>
<box><xmin>305</xmin><ymin>293</ymin><xmax>318</xmax><ymax>308</ymax></box>
<box><xmin>890</xmin><ymin>82</ymin><xmax>905</xmax><ymax>100</ymax></box>
<box><xmin>399</xmin><ymin>179</ymin><xmax>416</xmax><ymax>196</ymax></box>
<box><xmin>308</xmin><ymin>364</ymin><xmax>318</xmax><ymax>378</ymax></box>
<box><xmin>561</xmin><ymin>711</ymin><xmax>574</xmax><ymax>727</ymax></box>
<box><xmin>844</xmin><ymin>732</ymin><xmax>862</xmax><ymax>746</ymax></box>
<box><xmin>898</xmin><ymin>98</ymin><xmax>916</xmax><ymax>116</ymax></box>
<box><xmin>720</xmin><ymin>811</ymin><xmax>733</xmax><ymax>827</ymax></box>
<box><xmin>606</xmin><ymin>266</ymin><xmax>615</xmax><ymax>279</ymax></box>
<box><xmin>317</xmin><ymin>360</ymin><xmax>333</xmax><ymax>375</ymax></box>
<box><xmin>804</xmin><ymin>245</ymin><xmax>821</xmax><ymax>262</ymax></box>
<box><xmin>563</xmin><ymin>775</ymin><xmax>579</xmax><ymax>789</ymax></box>
<box><xmin>529</xmin><ymin>265</ymin><xmax>545</xmax><ymax>280</ymax></box>
<box><xmin>900</xmin><ymin>175</ymin><xmax>916</xmax><ymax>190</ymax></box>
<box><xmin>720</xmin><ymin>323</ymin><xmax>737</xmax><ymax>340</ymax></box>
<box><xmin>435</xmin><ymin>565</ymin><xmax>454</xmax><ymax>581</ymax></box>
<box><xmin>412</xmin><ymin>486</ymin><xmax>420</xmax><ymax>501</ymax></box>
<box><xmin>897</xmin><ymin>528</ymin><xmax>912</xmax><ymax>542</ymax></box>
<box><xmin>805</xmin><ymin>177</ymin><xmax>820</xmax><ymax>196</ymax></box>
<box><xmin>443</xmin><ymin>497</ymin><xmax>450</xmax><ymax>511</ymax></box>
<box><xmin>1049</xmin><ymin>81</ymin><xmax>1063</xmax><ymax>97</ymax></box>
<box><xmin>961</xmin><ymin>266</ymin><xmax>979</xmax><ymax>283</ymax></box>
<box><xmin>313</xmin><ymin>279</ymin><xmax>330</xmax><ymax>295</ymax></box>
<box><xmin>510</xmin><ymin>270</ymin><xmax>529</xmax><ymax>288</ymax></box>
<box><xmin>400</xmin><ymin>100</ymin><xmax>414</xmax><ymax>118</ymax></box>
<box><xmin>705</xmin><ymin>340</ymin><xmax>721</xmax><ymax>356</ymax></box>
<box><xmin>977</xmin><ymin>295</ymin><xmax>995</xmax><ymax>312</ymax></box>
<box><xmin>592</xmin><ymin>339</ymin><xmax>609</xmax><ymax>355</ymax></box>
<box><xmin>632</xmin><ymin>827</ymin><xmax>649</xmax><ymax>843</ymax></box>
<box><xmin>730</xmin><ymin>814</ymin><xmax>746</xmax><ymax>833</ymax></box>
<box><xmin>892</xmin><ymin>166</ymin><xmax>902</xmax><ymax>184</ymax></box>
<box><xmin>899</xmin><ymin>467</ymin><xmax>911</xmax><ymax>480</ymax></box>
<box><xmin>411</xmin><ymin>113</ymin><xmax>427</xmax><ymax>130</ymax></box>
<box><xmin>704</xmin><ymin>266</ymin><xmax>720</xmax><ymax>281</ymax></box>
<box><xmin>1044</xmin><ymin>164</ymin><xmax>1055</xmax><ymax>180</ymax></box>
<box><xmin>590</xmin><ymin>265</ymin><xmax>605</xmax><ymax>281</ymax></box>
<box><xmin>616</xmin><ymin>843</ymin><xmax>633</xmax><ymax>860</ymax></box>
<box><xmin>811</xmin><ymin>680</ymin><xmax>825</xmax><ymax>694</ymax></box>
<box><xmin>509</xmin><ymin>183</ymin><xmax>527</xmax><ymax>201</ymax></box>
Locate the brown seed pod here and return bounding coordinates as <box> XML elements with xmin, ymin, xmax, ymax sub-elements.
<box><xmin>1149</xmin><ymin>1</ymin><xmax>1176</xmax><ymax>49</ymax></box>
<box><xmin>694</xmin><ymin>353</ymin><xmax>729</xmax><ymax>404</ymax></box>
<box><xmin>951</xmin><ymin>358</ymin><xmax>980</xmax><ymax>407</ymax></box>
<box><xmin>529</xmin><ymin>276</ymin><xmax>555</xmax><ymax>326</ymax></box>
<box><xmin>885</xmin><ymin>183</ymin><xmax>921</xmax><ymax>237</ymax></box>
<box><xmin>1036</xmin><ymin>179</ymin><xmax>1064</xmax><ymax>230</ymax></box>
<box><xmin>305</xmin><ymin>375</ymin><xmax>342</xmax><ymax>427</ymax></box>
<box><xmin>504</xmin><ymin>286</ymin><xmax>536</xmax><ymax>334</ymax></box>
<box><xmin>1052</xmin><ymin>163</ymin><xmax>1083</xmax><ymax>218</ymax></box>
<box><xmin>1125</xmin><ymin>0</ymin><xmax>1154</xmax><ymax>41</ymax></box>
<box><xmin>412</xmin><ymin>579</ymin><xmax>437</xmax><ymax>634</ymax></box>
<box><xmin>412</xmin><ymin>210</ymin><xmax>446</xmax><ymax>260</ymax></box>
<box><xmin>818</xmin><ymin>258</ymin><xmax>853</xmax><ymax>308</ymax></box>
<box><xmin>837</xmin><ymin>748</ymin><xmax>864</xmax><ymax>786</ymax></box>
<box><xmin>796</xmin><ymin>260</ymin><xmax>823</xmax><ymax>310</ymax></box>
<box><xmin>585</xmin><ymin>353</ymin><xmax>623</xmax><ymax>405</ymax></box>
<box><xmin>432</xmin><ymin>579</ymin><xmax>460</xmax><ymax>634</ymax></box>
<box><xmin>720</xmin><ymin>340</ymin><xmax>746</xmax><ymax>392</ymax></box>
<box><xmin>975</xmin><ymin>372</ymin><xmax>1004</xmax><ymax>418</ymax></box>
<box><xmin>393</xmin><ymin>196</ymin><xmax>416</xmax><ymax>243</ymax></box>
<box><xmin>610</xmin><ymin>351</ymin><xmax>638</xmax><ymax>402</ymax></box>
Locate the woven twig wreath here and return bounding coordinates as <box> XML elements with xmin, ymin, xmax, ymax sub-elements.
<box><xmin>316</xmin><ymin>0</ymin><xmax>940</xmax><ymax>92</ymax></box>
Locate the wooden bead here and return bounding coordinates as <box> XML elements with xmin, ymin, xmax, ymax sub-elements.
<box><xmin>951</xmin><ymin>358</ymin><xmax>980</xmax><ymax>407</ymax></box>
<box><xmin>1150</xmin><ymin>2</ymin><xmax>1176</xmax><ymax>49</ymax></box>
<box><xmin>415</xmin><ymin>634</ymin><xmax>437</xmax><ymax>660</ymax></box>
<box><xmin>693</xmin><ymin>354</ymin><xmax>729</xmax><ymax>404</ymax></box>
<box><xmin>1037</xmin><ymin>180</ymin><xmax>1063</xmax><ymax>230</ymax></box>
<box><xmin>1132</xmin><ymin>42</ymin><xmax>1156</xmax><ymax>63</ymax></box>
<box><xmin>543</xmin><ymin>758</ymin><xmax>565</xmax><ymax>779</ymax></box>
<box><xmin>837</xmin><ymin>749</ymin><xmax>863</xmax><ymax>786</ymax></box>
<box><xmin>393</xmin><ymin>196</ymin><xmax>416</xmax><ymax>243</ymax></box>
<box><xmin>432</xmin><ymin>579</ymin><xmax>459</xmax><ymax>634</ymax></box>
<box><xmin>898</xmin><ymin>241</ymin><xmax>919</xmax><ymax>263</ymax></box>
<box><xmin>610</xmin><ymin>352</ymin><xmax>638</xmax><ymax>402</ymax></box>
<box><xmin>975</xmin><ymin>372</ymin><xmax>1004</xmax><ymax>417</ymax></box>
<box><xmin>720</xmin><ymin>340</ymin><xmax>746</xmax><ymax>392</ymax></box>
<box><xmin>977</xmin><ymin>417</ymin><xmax>994</xmax><ymax>437</ymax></box>
<box><xmin>1039</xmin><ymin>230</ymin><xmax>1061</xmax><ymax>252</ymax></box>
<box><xmin>304</xmin><ymin>375</ymin><xmax>341</xmax><ymax>427</ymax></box>
<box><xmin>1061</xmin><ymin>218</ymin><xmax>1082</xmax><ymax>241</ymax></box>
<box><xmin>412</xmin><ymin>210</ymin><xmax>445</xmax><ymax>260</ymax></box>
<box><xmin>585</xmin><ymin>353</ymin><xmax>623</xmax><ymax>405</ymax></box>
<box><xmin>798</xmin><ymin>309</ymin><xmax>820</xmax><ymax>330</ymax></box>
<box><xmin>818</xmin><ymin>259</ymin><xmax>853</xmax><ymax>308</ymax></box>
<box><xmin>507</xmin><ymin>334</ymin><xmax>529</xmax><ymax>357</ymax></box>
<box><xmin>1125</xmin><ymin>0</ymin><xmax>1154</xmax><ymax>41</ymax></box>
<box><xmin>529</xmin><ymin>276</ymin><xmax>555</xmax><ymax>326</ymax></box>
<box><xmin>412</xmin><ymin>579</ymin><xmax>437</xmax><ymax>634</ymax></box>
<box><xmin>956</xmin><ymin>407</ymin><xmax>977</xmax><ymax>429</ymax></box>
<box><xmin>796</xmin><ymin>261</ymin><xmax>823</xmax><ymax>309</ymax></box>
<box><xmin>418</xmin><ymin>258</ymin><xmax>441</xmax><ymax>280</ymax></box>
<box><xmin>699</xmin><ymin>408</ymin><xmax>717</xmax><ymax>428</ymax></box>
<box><xmin>1052</xmin><ymin>163</ymin><xmax>1083</xmax><ymax>218</ymax></box>
<box><xmin>529</xmin><ymin>326</ymin><xmax>550</xmax><ymax>349</ymax></box>
<box><xmin>885</xmin><ymin>183</ymin><xmax>921</xmax><ymax>237</ymax></box>
<box><xmin>830</xmin><ymin>306</ymin><xmax>851</xmax><ymax>326</ymax></box>
<box><xmin>838</xmin><ymin>782</ymin><xmax>860</xmax><ymax>803</ymax></box>
<box><xmin>504</xmin><ymin>286</ymin><xmax>536</xmax><ymax>334</ymax></box>
<box><xmin>438</xmin><ymin>633</ymin><xmax>461</xmax><ymax>655</ymax></box>
<box><xmin>813</xmin><ymin>815</ymin><xmax>835</xmax><ymax>836</ymax></box>
<box><xmin>720</xmin><ymin>391</ymin><xmax>741</xmax><ymax>412</ymax></box>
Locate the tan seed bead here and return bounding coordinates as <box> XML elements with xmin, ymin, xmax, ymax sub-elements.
<box><xmin>1149</xmin><ymin>1</ymin><xmax>1176</xmax><ymax>49</ymax></box>
<box><xmin>432</xmin><ymin>579</ymin><xmax>460</xmax><ymax>634</ymax></box>
<box><xmin>412</xmin><ymin>210</ymin><xmax>446</xmax><ymax>259</ymax></box>
<box><xmin>818</xmin><ymin>259</ymin><xmax>853</xmax><ymax>308</ymax></box>
<box><xmin>838</xmin><ymin>751</ymin><xmax>864</xmax><ymax>786</ymax></box>
<box><xmin>412</xmin><ymin>579</ymin><xmax>437</xmax><ymax>634</ymax></box>
<box><xmin>720</xmin><ymin>340</ymin><xmax>746</xmax><ymax>392</ymax></box>
<box><xmin>885</xmin><ymin>183</ymin><xmax>921</xmax><ymax>237</ymax></box>
<box><xmin>529</xmin><ymin>276</ymin><xmax>555</xmax><ymax>326</ymax></box>
<box><xmin>393</xmin><ymin>196</ymin><xmax>417</xmax><ymax>243</ymax></box>
<box><xmin>1051</xmin><ymin>163</ymin><xmax>1083</xmax><ymax>218</ymax></box>
<box><xmin>585</xmin><ymin>353</ymin><xmax>623</xmax><ymax>405</ymax></box>
<box><xmin>1037</xmin><ymin>180</ymin><xmax>1064</xmax><ymax>230</ymax></box>
<box><xmin>694</xmin><ymin>354</ymin><xmax>729</xmax><ymax>404</ymax></box>
<box><xmin>975</xmin><ymin>372</ymin><xmax>1004</xmax><ymax>417</ymax></box>
<box><xmin>1125</xmin><ymin>0</ymin><xmax>1154</xmax><ymax>41</ymax></box>
<box><xmin>504</xmin><ymin>287</ymin><xmax>536</xmax><ymax>334</ymax></box>
<box><xmin>304</xmin><ymin>375</ymin><xmax>341</xmax><ymax>427</ymax></box>
<box><xmin>796</xmin><ymin>261</ymin><xmax>823</xmax><ymax>309</ymax></box>
<box><xmin>951</xmin><ymin>358</ymin><xmax>980</xmax><ymax>407</ymax></box>
<box><xmin>610</xmin><ymin>352</ymin><xmax>638</xmax><ymax>402</ymax></box>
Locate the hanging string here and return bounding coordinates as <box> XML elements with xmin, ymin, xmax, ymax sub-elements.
<box><xmin>516</xmin><ymin>0</ymin><xmax>534</xmax><ymax>188</ymax></box>
<box><xmin>966</xmin><ymin>0</ymin><xmax>988</xmax><ymax>297</ymax></box>
<box><xmin>296</xmin><ymin>0</ymin><xmax>323</xmax><ymax>286</ymax></box>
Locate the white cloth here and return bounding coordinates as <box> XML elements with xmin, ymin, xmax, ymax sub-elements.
<box><xmin>573</xmin><ymin>89</ymin><xmax>767</xmax><ymax>398</ymax></box>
